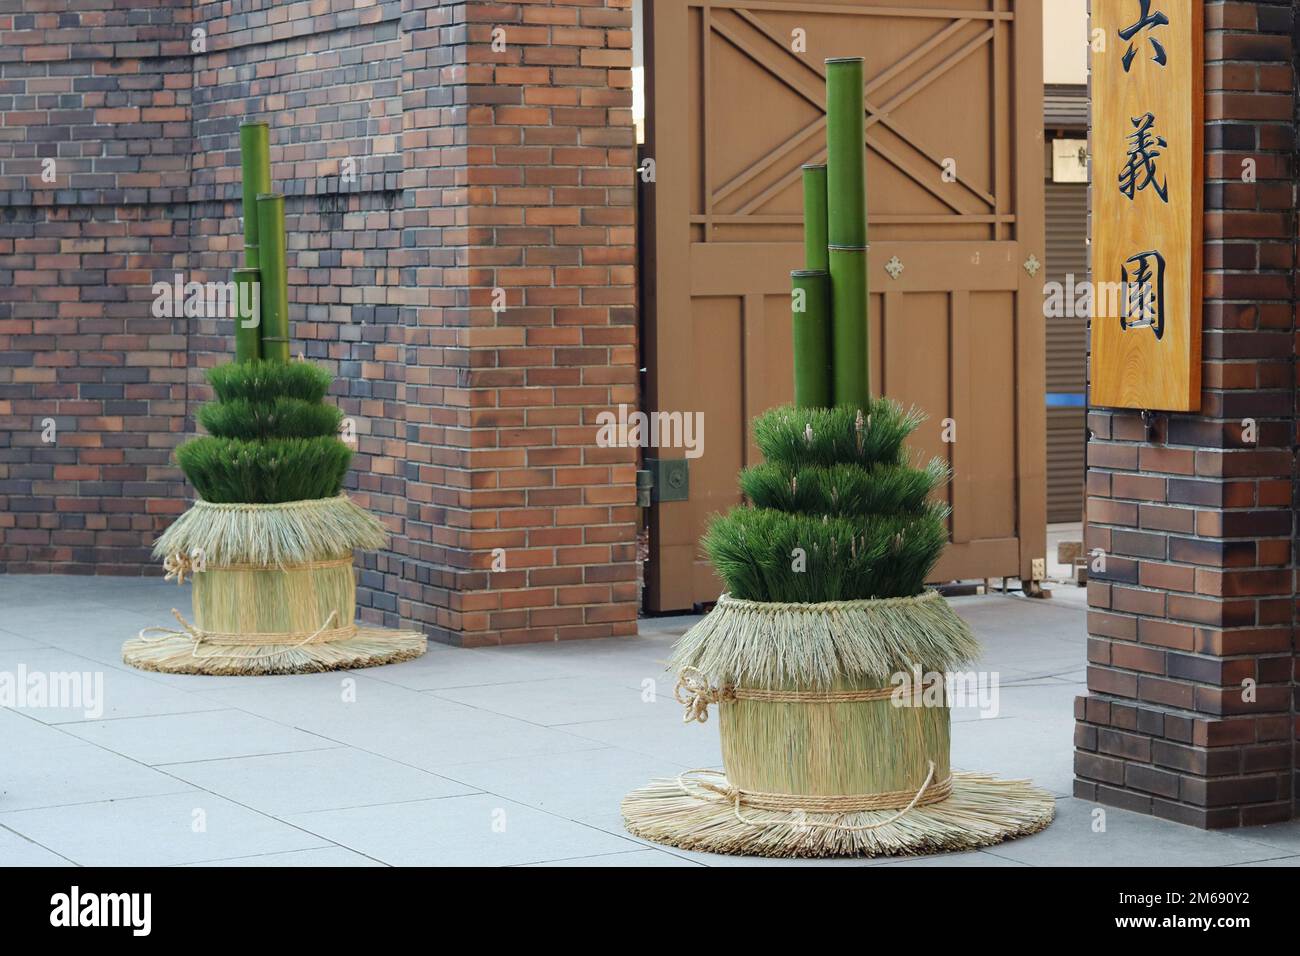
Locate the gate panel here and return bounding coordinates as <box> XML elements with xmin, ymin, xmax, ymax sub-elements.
<box><xmin>644</xmin><ymin>0</ymin><xmax>1045</xmax><ymax>611</ymax></box>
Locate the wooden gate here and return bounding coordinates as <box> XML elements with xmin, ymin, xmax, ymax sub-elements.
<box><xmin>642</xmin><ymin>0</ymin><xmax>1046</xmax><ymax>612</ymax></box>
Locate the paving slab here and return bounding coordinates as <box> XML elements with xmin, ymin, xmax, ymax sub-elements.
<box><xmin>180</xmin><ymin>847</ymin><xmax>387</xmax><ymax>867</ymax></box>
<box><xmin>62</xmin><ymin>709</ymin><xmax>337</xmax><ymax>766</ymax></box>
<box><xmin>430</xmin><ymin>675</ymin><xmax>666</xmax><ymax>726</ymax></box>
<box><xmin>437</xmin><ymin>746</ymin><xmax>689</xmax><ymax>827</ymax></box>
<box><xmin>981</xmin><ymin>797</ymin><xmax>1286</xmax><ymax>867</ymax></box>
<box><xmin>0</xmin><ymin>824</ymin><xmax>76</xmax><ymax>866</ymax></box>
<box><xmin>521</xmin><ymin>849</ymin><xmax>701</xmax><ymax>867</ymax></box>
<box><xmin>1</xmin><ymin>792</ymin><xmax>329</xmax><ymax>866</ymax></box>
<box><xmin>0</xmin><ymin>647</ymin><xmax>218</xmax><ymax>724</ymax></box>
<box><xmin>160</xmin><ymin>747</ymin><xmax>477</xmax><ymax>815</ymax></box>
<box><xmin>287</xmin><ymin>794</ymin><xmax>640</xmax><ymax>867</ymax></box>
<box><xmin>0</xmin><ymin>742</ymin><xmax>195</xmax><ymax>812</ymax></box>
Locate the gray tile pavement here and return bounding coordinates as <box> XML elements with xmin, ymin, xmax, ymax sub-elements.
<box><xmin>1</xmin><ymin>574</ymin><xmax>1296</xmax><ymax>866</ymax></box>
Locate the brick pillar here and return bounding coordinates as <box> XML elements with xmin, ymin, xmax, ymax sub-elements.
<box><xmin>1075</xmin><ymin>1</ymin><xmax>1296</xmax><ymax>827</ymax></box>
<box><xmin>399</xmin><ymin>0</ymin><xmax>639</xmax><ymax>645</ymax></box>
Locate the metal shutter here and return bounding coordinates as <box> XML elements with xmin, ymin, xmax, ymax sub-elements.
<box><xmin>1044</xmin><ymin>177</ymin><xmax>1088</xmax><ymax>523</ymax></box>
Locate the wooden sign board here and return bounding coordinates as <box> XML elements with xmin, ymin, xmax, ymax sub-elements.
<box><xmin>1089</xmin><ymin>0</ymin><xmax>1202</xmax><ymax>411</ymax></box>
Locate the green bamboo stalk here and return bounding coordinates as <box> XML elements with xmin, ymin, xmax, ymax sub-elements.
<box><xmin>791</xmin><ymin>269</ymin><xmax>831</xmax><ymax>408</ymax></box>
<box><xmin>829</xmin><ymin>246</ymin><xmax>869</xmax><ymax>409</ymax></box>
<box><xmin>826</xmin><ymin>57</ymin><xmax>866</xmax><ymax>248</ymax></box>
<box><xmin>232</xmin><ymin>267</ymin><xmax>261</xmax><ymax>363</ymax></box>
<box><xmin>801</xmin><ymin>163</ymin><xmax>828</xmax><ymax>273</ymax></box>
<box><xmin>238</xmin><ymin>123</ymin><xmax>271</xmax><ymax>271</ymax></box>
<box><xmin>826</xmin><ymin>56</ymin><xmax>870</xmax><ymax>408</ymax></box>
<box><xmin>255</xmin><ymin>192</ymin><xmax>290</xmax><ymax>363</ymax></box>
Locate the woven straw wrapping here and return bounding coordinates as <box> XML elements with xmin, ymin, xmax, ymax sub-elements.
<box><xmin>191</xmin><ymin>558</ymin><xmax>356</xmax><ymax>642</ymax></box>
<box><xmin>719</xmin><ymin>679</ymin><xmax>950</xmax><ymax>798</ymax></box>
<box><xmin>124</xmin><ymin>496</ymin><xmax>426</xmax><ymax>675</ymax></box>
<box><xmin>667</xmin><ymin>591</ymin><xmax>974</xmax><ymax>799</ymax></box>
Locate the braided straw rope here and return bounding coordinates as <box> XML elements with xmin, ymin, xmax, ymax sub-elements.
<box><xmin>188</xmin><ymin>495</ymin><xmax>355</xmax><ymax>513</ymax></box>
<box><xmin>163</xmin><ymin>552</ymin><xmax>354</xmax><ymax>585</ymax></box>
<box><xmin>674</xmin><ymin>665</ymin><xmax>931</xmax><ymax>723</ymax></box>
<box><xmin>716</xmin><ymin>591</ymin><xmax>943</xmax><ymax>614</ymax></box>
<box><xmin>676</xmin><ymin>761</ymin><xmax>950</xmax><ymax>832</ymax></box>
<box><xmin>135</xmin><ymin>608</ymin><xmax>356</xmax><ymax>661</ymax></box>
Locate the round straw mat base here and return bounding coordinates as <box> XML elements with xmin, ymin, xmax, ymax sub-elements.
<box><xmin>122</xmin><ymin>627</ymin><xmax>427</xmax><ymax>676</ymax></box>
<box><xmin>622</xmin><ymin>771</ymin><xmax>1055</xmax><ymax>859</ymax></box>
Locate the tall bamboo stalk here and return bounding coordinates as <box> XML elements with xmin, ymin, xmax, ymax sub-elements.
<box><xmin>232</xmin><ymin>267</ymin><xmax>261</xmax><ymax>363</ymax></box>
<box><xmin>791</xmin><ymin>269</ymin><xmax>831</xmax><ymax>408</ymax></box>
<box><xmin>255</xmin><ymin>193</ymin><xmax>290</xmax><ymax>363</ymax></box>
<box><xmin>238</xmin><ymin>123</ymin><xmax>271</xmax><ymax>272</ymax></box>
<box><xmin>826</xmin><ymin>56</ymin><xmax>870</xmax><ymax>409</ymax></box>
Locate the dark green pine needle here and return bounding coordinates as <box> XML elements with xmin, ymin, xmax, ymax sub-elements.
<box><xmin>705</xmin><ymin>399</ymin><xmax>950</xmax><ymax>601</ymax></box>
<box><xmin>175</xmin><ymin>359</ymin><xmax>352</xmax><ymax>503</ymax></box>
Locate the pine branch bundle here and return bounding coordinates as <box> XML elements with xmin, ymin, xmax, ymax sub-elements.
<box><xmin>176</xmin><ymin>435</ymin><xmax>352</xmax><ymax>503</ymax></box>
<box><xmin>208</xmin><ymin>360</ymin><xmax>332</xmax><ymax>405</ymax></box>
<box><xmin>752</xmin><ymin>402</ymin><xmax>921</xmax><ymax>469</ymax></box>
<box><xmin>176</xmin><ymin>360</ymin><xmax>352</xmax><ymax>503</ymax></box>
<box><xmin>740</xmin><ymin>459</ymin><xmax>948</xmax><ymax>518</ymax></box>
<box><xmin>704</xmin><ymin>398</ymin><xmax>948</xmax><ymax>602</ymax></box>
<box><xmin>198</xmin><ymin>397</ymin><xmax>343</xmax><ymax>441</ymax></box>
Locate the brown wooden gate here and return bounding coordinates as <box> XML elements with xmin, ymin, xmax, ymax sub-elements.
<box><xmin>642</xmin><ymin>0</ymin><xmax>1046</xmax><ymax>612</ymax></box>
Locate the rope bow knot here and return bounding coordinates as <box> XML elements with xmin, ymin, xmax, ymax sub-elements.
<box><xmin>162</xmin><ymin>551</ymin><xmax>197</xmax><ymax>585</ymax></box>
<box><xmin>674</xmin><ymin>666</ymin><xmax>735</xmax><ymax>723</ymax></box>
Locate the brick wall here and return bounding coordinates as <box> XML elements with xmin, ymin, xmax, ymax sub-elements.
<box><xmin>1076</xmin><ymin>0</ymin><xmax>1297</xmax><ymax>827</ymax></box>
<box><xmin>0</xmin><ymin>1</ymin><xmax>194</xmax><ymax>574</ymax></box>
<box><xmin>0</xmin><ymin>0</ymin><xmax>639</xmax><ymax>645</ymax></box>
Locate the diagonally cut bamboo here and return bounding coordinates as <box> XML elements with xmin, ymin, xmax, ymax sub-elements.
<box><xmin>825</xmin><ymin>57</ymin><xmax>867</xmax><ymax>248</ymax></box>
<box><xmin>825</xmin><ymin>57</ymin><xmax>870</xmax><ymax>408</ymax></box>
<box><xmin>255</xmin><ymin>192</ymin><xmax>291</xmax><ymax>363</ymax></box>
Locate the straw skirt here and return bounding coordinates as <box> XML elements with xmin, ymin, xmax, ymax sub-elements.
<box><xmin>122</xmin><ymin>496</ymin><xmax>426</xmax><ymax>676</ymax></box>
<box><xmin>622</xmin><ymin>594</ymin><xmax>1054</xmax><ymax>857</ymax></box>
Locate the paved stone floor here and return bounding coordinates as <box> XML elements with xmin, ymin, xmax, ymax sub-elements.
<box><xmin>1</xmin><ymin>573</ymin><xmax>1298</xmax><ymax>867</ymax></box>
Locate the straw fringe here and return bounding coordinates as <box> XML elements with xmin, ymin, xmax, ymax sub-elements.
<box><xmin>153</xmin><ymin>494</ymin><xmax>387</xmax><ymax>567</ymax></box>
<box><xmin>622</xmin><ymin>771</ymin><xmax>1054</xmax><ymax>858</ymax></box>
<box><xmin>669</xmin><ymin>590</ymin><xmax>980</xmax><ymax>688</ymax></box>
<box><xmin>121</xmin><ymin>626</ymin><xmax>426</xmax><ymax>676</ymax></box>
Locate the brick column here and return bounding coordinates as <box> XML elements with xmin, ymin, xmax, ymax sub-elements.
<box><xmin>398</xmin><ymin>0</ymin><xmax>639</xmax><ymax>645</ymax></box>
<box><xmin>1075</xmin><ymin>0</ymin><xmax>1296</xmax><ymax>827</ymax></box>
<box><xmin>456</xmin><ymin>0</ymin><xmax>638</xmax><ymax>645</ymax></box>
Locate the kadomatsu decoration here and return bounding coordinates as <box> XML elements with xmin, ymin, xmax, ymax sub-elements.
<box><xmin>122</xmin><ymin>122</ymin><xmax>426</xmax><ymax>675</ymax></box>
<box><xmin>621</xmin><ymin>58</ymin><xmax>1053</xmax><ymax>857</ymax></box>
